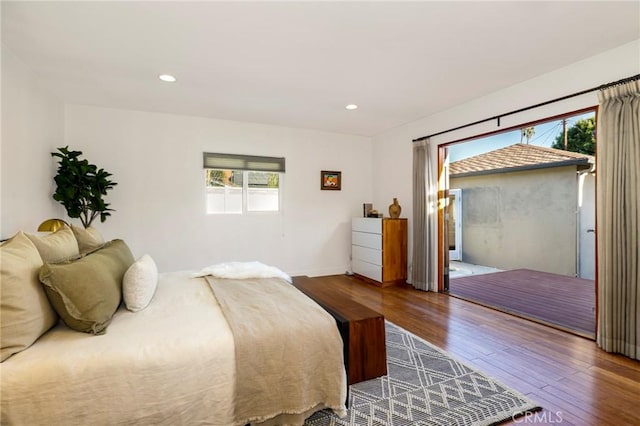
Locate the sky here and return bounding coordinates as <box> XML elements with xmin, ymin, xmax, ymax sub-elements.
<box><xmin>448</xmin><ymin>111</ymin><xmax>595</xmax><ymax>162</ymax></box>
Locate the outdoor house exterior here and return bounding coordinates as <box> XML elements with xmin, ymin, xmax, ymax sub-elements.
<box><xmin>448</xmin><ymin>143</ymin><xmax>595</xmax><ymax>279</ymax></box>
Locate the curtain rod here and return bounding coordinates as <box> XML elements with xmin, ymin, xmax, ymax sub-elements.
<box><xmin>412</xmin><ymin>73</ymin><xmax>640</xmax><ymax>143</ymax></box>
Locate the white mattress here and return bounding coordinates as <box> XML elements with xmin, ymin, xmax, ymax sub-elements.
<box><xmin>1</xmin><ymin>271</ymin><xmax>237</xmax><ymax>425</ymax></box>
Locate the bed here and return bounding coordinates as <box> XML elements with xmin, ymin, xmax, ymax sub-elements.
<box><xmin>0</xmin><ymin>228</ymin><xmax>347</xmax><ymax>425</ymax></box>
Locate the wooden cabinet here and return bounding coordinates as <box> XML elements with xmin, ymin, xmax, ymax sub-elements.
<box><xmin>351</xmin><ymin>218</ymin><xmax>407</xmax><ymax>287</ymax></box>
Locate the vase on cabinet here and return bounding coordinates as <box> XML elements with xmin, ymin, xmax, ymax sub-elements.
<box><xmin>388</xmin><ymin>198</ymin><xmax>401</xmax><ymax>218</ymax></box>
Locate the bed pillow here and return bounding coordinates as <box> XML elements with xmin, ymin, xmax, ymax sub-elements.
<box><xmin>26</xmin><ymin>226</ymin><xmax>80</xmax><ymax>263</ymax></box>
<box><xmin>123</xmin><ymin>254</ymin><xmax>158</xmax><ymax>312</ymax></box>
<box><xmin>1</xmin><ymin>232</ymin><xmax>58</xmax><ymax>362</ymax></box>
<box><xmin>70</xmin><ymin>224</ymin><xmax>105</xmax><ymax>253</ymax></box>
<box><xmin>39</xmin><ymin>239</ymin><xmax>134</xmax><ymax>335</ymax></box>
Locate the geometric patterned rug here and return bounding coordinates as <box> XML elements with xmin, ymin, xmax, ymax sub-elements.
<box><xmin>305</xmin><ymin>322</ymin><xmax>541</xmax><ymax>426</ymax></box>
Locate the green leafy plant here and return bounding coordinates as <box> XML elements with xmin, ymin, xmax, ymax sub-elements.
<box><xmin>51</xmin><ymin>146</ymin><xmax>117</xmax><ymax>228</ymax></box>
<box><xmin>551</xmin><ymin>118</ymin><xmax>596</xmax><ymax>155</ymax></box>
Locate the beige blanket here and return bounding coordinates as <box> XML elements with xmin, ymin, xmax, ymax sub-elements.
<box><xmin>205</xmin><ymin>276</ymin><xmax>347</xmax><ymax>425</ymax></box>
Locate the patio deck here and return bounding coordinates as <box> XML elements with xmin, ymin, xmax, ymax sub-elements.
<box><xmin>449</xmin><ymin>268</ymin><xmax>595</xmax><ymax>339</ymax></box>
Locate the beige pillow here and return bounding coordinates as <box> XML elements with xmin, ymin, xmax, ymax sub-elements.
<box><xmin>39</xmin><ymin>239</ymin><xmax>134</xmax><ymax>335</ymax></box>
<box><xmin>70</xmin><ymin>224</ymin><xmax>105</xmax><ymax>253</ymax></box>
<box><xmin>123</xmin><ymin>254</ymin><xmax>159</xmax><ymax>312</ymax></box>
<box><xmin>26</xmin><ymin>226</ymin><xmax>80</xmax><ymax>263</ymax></box>
<box><xmin>1</xmin><ymin>232</ymin><xmax>58</xmax><ymax>362</ymax></box>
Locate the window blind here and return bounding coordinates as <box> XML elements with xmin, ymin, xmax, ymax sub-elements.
<box><xmin>203</xmin><ymin>152</ymin><xmax>285</xmax><ymax>172</ymax></box>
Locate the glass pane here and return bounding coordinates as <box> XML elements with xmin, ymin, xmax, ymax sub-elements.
<box><xmin>206</xmin><ymin>169</ymin><xmax>243</xmax><ymax>214</ymax></box>
<box><xmin>206</xmin><ymin>169</ymin><xmax>243</xmax><ymax>188</ymax></box>
<box><xmin>448</xmin><ymin>193</ymin><xmax>456</xmax><ymax>250</ymax></box>
<box><xmin>247</xmin><ymin>171</ymin><xmax>279</xmax><ymax>212</ymax></box>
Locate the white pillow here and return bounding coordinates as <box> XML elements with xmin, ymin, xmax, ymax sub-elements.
<box><xmin>123</xmin><ymin>254</ymin><xmax>158</xmax><ymax>312</ymax></box>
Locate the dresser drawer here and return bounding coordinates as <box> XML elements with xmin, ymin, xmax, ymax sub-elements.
<box><xmin>352</xmin><ymin>231</ymin><xmax>382</xmax><ymax>250</ymax></box>
<box><xmin>351</xmin><ymin>217</ymin><xmax>407</xmax><ymax>287</ymax></box>
<box><xmin>352</xmin><ymin>218</ymin><xmax>382</xmax><ymax>234</ymax></box>
<box><xmin>352</xmin><ymin>259</ymin><xmax>382</xmax><ymax>282</ymax></box>
<box><xmin>352</xmin><ymin>245</ymin><xmax>382</xmax><ymax>266</ymax></box>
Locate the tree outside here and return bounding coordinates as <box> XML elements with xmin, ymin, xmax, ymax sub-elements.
<box><xmin>266</xmin><ymin>172</ymin><xmax>279</xmax><ymax>188</ymax></box>
<box><xmin>521</xmin><ymin>126</ymin><xmax>535</xmax><ymax>144</ymax></box>
<box><xmin>206</xmin><ymin>169</ymin><xmax>278</xmax><ymax>187</ymax></box>
<box><xmin>206</xmin><ymin>169</ymin><xmax>225</xmax><ymax>186</ymax></box>
<box><xmin>551</xmin><ymin>117</ymin><xmax>595</xmax><ymax>155</ymax></box>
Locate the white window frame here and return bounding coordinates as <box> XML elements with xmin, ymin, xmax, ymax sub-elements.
<box><xmin>204</xmin><ymin>153</ymin><xmax>285</xmax><ymax>215</ymax></box>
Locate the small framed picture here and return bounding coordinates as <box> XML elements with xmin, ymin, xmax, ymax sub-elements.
<box><xmin>320</xmin><ymin>171</ymin><xmax>341</xmax><ymax>190</ymax></box>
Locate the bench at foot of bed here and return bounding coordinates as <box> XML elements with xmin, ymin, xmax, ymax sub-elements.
<box><xmin>292</xmin><ymin>276</ymin><xmax>387</xmax><ymax>385</ymax></box>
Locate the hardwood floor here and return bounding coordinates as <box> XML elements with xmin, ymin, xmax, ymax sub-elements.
<box><xmin>449</xmin><ymin>269</ymin><xmax>595</xmax><ymax>339</ymax></box>
<box><xmin>306</xmin><ymin>274</ymin><xmax>640</xmax><ymax>425</ymax></box>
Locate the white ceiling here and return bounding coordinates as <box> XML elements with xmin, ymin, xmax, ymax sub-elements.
<box><xmin>2</xmin><ymin>1</ymin><xmax>639</xmax><ymax>137</ymax></box>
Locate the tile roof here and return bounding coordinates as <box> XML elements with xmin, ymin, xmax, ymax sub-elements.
<box><xmin>449</xmin><ymin>143</ymin><xmax>593</xmax><ymax>176</ymax></box>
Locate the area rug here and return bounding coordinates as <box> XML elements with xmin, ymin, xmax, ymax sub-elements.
<box><xmin>305</xmin><ymin>322</ymin><xmax>540</xmax><ymax>426</ymax></box>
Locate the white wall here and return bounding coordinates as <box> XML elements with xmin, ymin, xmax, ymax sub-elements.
<box><xmin>1</xmin><ymin>46</ymin><xmax>66</xmax><ymax>237</ymax></box>
<box><xmin>1</xmin><ymin>44</ymin><xmax>373</xmax><ymax>275</ymax></box>
<box><xmin>4</xmin><ymin>37</ymin><xmax>638</xmax><ymax>279</ymax></box>
<box><xmin>372</xmin><ymin>39</ymin><xmax>640</xmax><ymax>285</ymax></box>
<box><xmin>63</xmin><ymin>105</ymin><xmax>372</xmax><ymax>275</ymax></box>
<box><xmin>578</xmin><ymin>172</ymin><xmax>596</xmax><ymax>280</ymax></box>
<box><xmin>451</xmin><ymin>166</ymin><xmax>579</xmax><ymax>276</ymax></box>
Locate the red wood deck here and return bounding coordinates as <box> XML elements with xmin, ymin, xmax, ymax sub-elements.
<box><xmin>449</xmin><ymin>269</ymin><xmax>595</xmax><ymax>339</ymax></box>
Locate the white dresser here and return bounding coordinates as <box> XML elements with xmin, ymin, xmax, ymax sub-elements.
<box><xmin>351</xmin><ymin>217</ymin><xmax>407</xmax><ymax>287</ymax></box>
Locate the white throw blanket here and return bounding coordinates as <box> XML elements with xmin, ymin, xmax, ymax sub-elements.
<box><xmin>192</xmin><ymin>261</ymin><xmax>292</xmax><ymax>283</ymax></box>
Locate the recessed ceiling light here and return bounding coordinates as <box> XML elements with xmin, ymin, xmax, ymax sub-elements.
<box><xmin>159</xmin><ymin>74</ymin><xmax>177</xmax><ymax>83</ymax></box>
<box><xmin>345</xmin><ymin>104</ymin><xmax>358</xmax><ymax>110</ymax></box>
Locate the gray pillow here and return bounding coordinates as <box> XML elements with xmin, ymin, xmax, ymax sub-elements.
<box><xmin>39</xmin><ymin>239</ymin><xmax>134</xmax><ymax>335</ymax></box>
<box><xmin>1</xmin><ymin>232</ymin><xmax>58</xmax><ymax>362</ymax></box>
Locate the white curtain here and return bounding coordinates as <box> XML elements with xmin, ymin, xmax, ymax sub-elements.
<box><xmin>596</xmin><ymin>79</ymin><xmax>640</xmax><ymax>360</ymax></box>
<box><xmin>411</xmin><ymin>139</ymin><xmax>438</xmax><ymax>292</ymax></box>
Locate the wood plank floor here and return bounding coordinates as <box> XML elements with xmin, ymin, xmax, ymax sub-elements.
<box><xmin>449</xmin><ymin>269</ymin><xmax>595</xmax><ymax>339</ymax></box>
<box><xmin>306</xmin><ymin>274</ymin><xmax>640</xmax><ymax>425</ymax></box>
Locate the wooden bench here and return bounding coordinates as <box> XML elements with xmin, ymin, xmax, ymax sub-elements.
<box><xmin>292</xmin><ymin>276</ymin><xmax>387</xmax><ymax>385</ymax></box>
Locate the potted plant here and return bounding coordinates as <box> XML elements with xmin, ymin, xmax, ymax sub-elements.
<box><xmin>51</xmin><ymin>146</ymin><xmax>117</xmax><ymax>228</ymax></box>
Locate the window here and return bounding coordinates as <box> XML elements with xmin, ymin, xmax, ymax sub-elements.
<box><xmin>204</xmin><ymin>153</ymin><xmax>284</xmax><ymax>214</ymax></box>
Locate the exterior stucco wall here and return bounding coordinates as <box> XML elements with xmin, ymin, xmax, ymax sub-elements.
<box><xmin>450</xmin><ymin>166</ymin><xmax>578</xmax><ymax>276</ymax></box>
